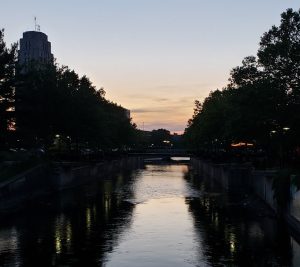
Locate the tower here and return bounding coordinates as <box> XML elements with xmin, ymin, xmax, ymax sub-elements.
<box><xmin>18</xmin><ymin>30</ymin><xmax>53</xmax><ymax>65</ymax></box>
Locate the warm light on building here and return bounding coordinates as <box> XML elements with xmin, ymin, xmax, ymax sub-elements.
<box><xmin>231</xmin><ymin>142</ymin><xmax>254</xmax><ymax>148</ymax></box>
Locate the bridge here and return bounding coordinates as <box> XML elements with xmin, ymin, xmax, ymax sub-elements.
<box><xmin>128</xmin><ymin>149</ymin><xmax>191</xmax><ymax>162</ymax></box>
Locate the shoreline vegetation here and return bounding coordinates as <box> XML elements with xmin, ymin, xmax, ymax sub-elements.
<box><xmin>184</xmin><ymin>8</ymin><xmax>300</xmax><ymax>170</ymax></box>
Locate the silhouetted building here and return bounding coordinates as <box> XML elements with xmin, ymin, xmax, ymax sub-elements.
<box><xmin>18</xmin><ymin>31</ymin><xmax>53</xmax><ymax>65</ymax></box>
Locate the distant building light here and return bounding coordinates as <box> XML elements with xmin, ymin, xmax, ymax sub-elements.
<box><xmin>55</xmin><ymin>134</ymin><xmax>60</xmax><ymax>138</ymax></box>
<box><xmin>283</xmin><ymin>127</ymin><xmax>290</xmax><ymax>131</ymax></box>
<box><xmin>231</xmin><ymin>142</ymin><xmax>254</xmax><ymax>147</ymax></box>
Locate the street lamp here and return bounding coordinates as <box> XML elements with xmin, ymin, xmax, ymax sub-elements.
<box><xmin>270</xmin><ymin>127</ymin><xmax>291</xmax><ymax>168</ymax></box>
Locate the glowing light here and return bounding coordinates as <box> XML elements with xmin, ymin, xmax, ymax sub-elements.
<box><xmin>231</xmin><ymin>142</ymin><xmax>254</xmax><ymax>147</ymax></box>
<box><xmin>86</xmin><ymin>208</ymin><xmax>91</xmax><ymax>230</ymax></box>
<box><xmin>66</xmin><ymin>223</ymin><xmax>72</xmax><ymax>243</ymax></box>
<box><xmin>229</xmin><ymin>232</ymin><xmax>236</xmax><ymax>253</ymax></box>
<box><xmin>55</xmin><ymin>232</ymin><xmax>62</xmax><ymax>254</ymax></box>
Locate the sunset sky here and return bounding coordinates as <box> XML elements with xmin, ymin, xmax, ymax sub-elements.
<box><xmin>2</xmin><ymin>1</ymin><xmax>299</xmax><ymax>133</ymax></box>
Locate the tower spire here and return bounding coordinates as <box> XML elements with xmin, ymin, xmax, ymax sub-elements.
<box><xmin>34</xmin><ymin>17</ymin><xmax>40</xmax><ymax>31</ymax></box>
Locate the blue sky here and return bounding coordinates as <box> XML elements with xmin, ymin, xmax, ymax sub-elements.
<box><xmin>1</xmin><ymin>1</ymin><xmax>299</xmax><ymax>132</ymax></box>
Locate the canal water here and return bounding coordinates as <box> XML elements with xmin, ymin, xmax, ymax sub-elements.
<box><xmin>0</xmin><ymin>161</ymin><xmax>300</xmax><ymax>266</ymax></box>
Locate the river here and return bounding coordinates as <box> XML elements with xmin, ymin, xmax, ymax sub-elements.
<box><xmin>0</xmin><ymin>160</ymin><xmax>300</xmax><ymax>266</ymax></box>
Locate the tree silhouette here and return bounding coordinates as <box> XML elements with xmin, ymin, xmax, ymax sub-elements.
<box><xmin>185</xmin><ymin>8</ymin><xmax>300</xmax><ymax>159</ymax></box>
<box><xmin>0</xmin><ymin>29</ymin><xmax>17</xmax><ymax>148</ymax></box>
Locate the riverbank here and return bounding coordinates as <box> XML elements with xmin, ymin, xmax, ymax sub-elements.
<box><xmin>0</xmin><ymin>157</ymin><xmax>142</xmax><ymax>213</ymax></box>
<box><xmin>191</xmin><ymin>157</ymin><xmax>300</xmax><ymax>243</ymax></box>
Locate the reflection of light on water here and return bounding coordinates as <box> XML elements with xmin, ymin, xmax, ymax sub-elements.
<box><xmin>213</xmin><ymin>213</ymin><xmax>219</xmax><ymax>228</ymax></box>
<box><xmin>66</xmin><ymin>223</ymin><xmax>72</xmax><ymax>250</ymax></box>
<box><xmin>86</xmin><ymin>207</ymin><xmax>92</xmax><ymax>231</ymax></box>
<box><xmin>229</xmin><ymin>232</ymin><xmax>236</xmax><ymax>254</ymax></box>
<box><xmin>54</xmin><ymin>214</ymin><xmax>73</xmax><ymax>254</ymax></box>
<box><xmin>54</xmin><ymin>216</ymin><xmax>63</xmax><ymax>255</ymax></box>
<box><xmin>224</xmin><ymin>227</ymin><xmax>237</xmax><ymax>254</ymax></box>
<box><xmin>55</xmin><ymin>231</ymin><xmax>62</xmax><ymax>255</ymax></box>
<box><xmin>0</xmin><ymin>227</ymin><xmax>21</xmax><ymax>266</ymax></box>
<box><xmin>104</xmin><ymin>195</ymin><xmax>111</xmax><ymax>221</ymax></box>
<box><xmin>0</xmin><ymin>227</ymin><xmax>19</xmax><ymax>250</ymax></box>
<box><xmin>103</xmin><ymin>181</ymin><xmax>113</xmax><ymax>221</ymax></box>
<box><xmin>230</xmin><ymin>240</ymin><xmax>235</xmax><ymax>253</ymax></box>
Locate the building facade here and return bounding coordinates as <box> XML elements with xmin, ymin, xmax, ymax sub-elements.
<box><xmin>18</xmin><ymin>31</ymin><xmax>53</xmax><ymax>65</ymax></box>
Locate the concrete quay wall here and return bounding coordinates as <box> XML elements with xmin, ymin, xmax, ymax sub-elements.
<box><xmin>191</xmin><ymin>158</ymin><xmax>277</xmax><ymax>211</ymax></box>
<box><xmin>0</xmin><ymin>157</ymin><xmax>141</xmax><ymax>211</ymax></box>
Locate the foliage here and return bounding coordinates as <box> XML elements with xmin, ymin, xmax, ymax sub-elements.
<box><xmin>0</xmin><ymin>29</ymin><xmax>17</xmax><ymax>147</ymax></box>
<box><xmin>185</xmin><ymin>9</ymin><xmax>300</xmax><ymax>155</ymax></box>
<box><xmin>0</xmin><ymin>29</ymin><xmax>136</xmax><ymax>152</ymax></box>
<box><xmin>14</xmin><ymin>63</ymin><xmax>136</xmax><ymax>150</ymax></box>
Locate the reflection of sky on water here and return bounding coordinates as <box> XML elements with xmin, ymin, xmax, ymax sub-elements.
<box><xmin>127</xmin><ymin>165</ymin><xmax>200</xmax><ymax>203</ymax></box>
<box><xmin>0</xmin><ymin>163</ymin><xmax>300</xmax><ymax>266</ymax></box>
<box><xmin>105</xmin><ymin>197</ymin><xmax>208</xmax><ymax>267</ymax></box>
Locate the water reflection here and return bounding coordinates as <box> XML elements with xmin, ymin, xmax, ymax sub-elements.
<box><xmin>105</xmin><ymin>197</ymin><xmax>204</xmax><ymax>267</ymax></box>
<box><xmin>185</xmin><ymin>168</ymin><xmax>296</xmax><ymax>267</ymax></box>
<box><xmin>0</xmin><ymin>163</ymin><xmax>299</xmax><ymax>266</ymax></box>
<box><xmin>0</xmin><ymin>168</ymin><xmax>138</xmax><ymax>266</ymax></box>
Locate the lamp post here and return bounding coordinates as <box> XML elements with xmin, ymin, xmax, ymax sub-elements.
<box><xmin>270</xmin><ymin>127</ymin><xmax>290</xmax><ymax>168</ymax></box>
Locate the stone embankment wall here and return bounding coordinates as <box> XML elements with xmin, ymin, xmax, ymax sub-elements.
<box><xmin>191</xmin><ymin>158</ymin><xmax>278</xmax><ymax>212</ymax></box>
<box><xmin>192</xmin><ymin>158</ymin><xmax>300</xmax><ymax>241</ymax></box>
<box><xmin>0</xmin><ymin>157</ymin><xmax>141</xmax><ymax>211</ymax></box>
<box><xmin>191</xmin><ymin>158</ymin><xmax>252</xmax><ymax>192</ymax></box>
<box><xmin>250</xmin><ymin>170</ymin><xmax>278</xmax><ymax>211</ymax></box>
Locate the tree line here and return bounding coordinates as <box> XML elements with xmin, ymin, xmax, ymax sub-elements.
<box><xmin>185</xmin><ymin>9</ymin><xmax>300</xmax><ymax>163</ymax></box>
<box><xmin>0</xmin><ymin>29</ymin><xmax>136</xmax><ymax>152</ymax></box>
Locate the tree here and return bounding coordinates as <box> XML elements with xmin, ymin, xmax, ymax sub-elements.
<box><xmin>258</xmin><ymin>8</ymin><xmax>300</xmax><ymax>145</ymax></box>
<box><xmin>15</xmin><ymin>62</ymin><xmax>136</xmax><ymax>150</ymax></box>
<box><xmin>185</xmin><ymin>8</ymin><xmax>300</xmax><ymax>162</ymax></box>
<box><xmin>0</xmin><ymin>29</ymin><xmax>17</xmax><ymax>147</ymax></box>
<box><xmin>229</xmin><ymin>56</ymin><xmax>263</xmax><ymax>87</ymax></box>
<box><xmin>258</xmin><ymin>9</ymin><xmax>300</xmax><ymax>93</ymax></box>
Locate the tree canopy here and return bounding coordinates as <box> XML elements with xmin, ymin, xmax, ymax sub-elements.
<box><xmin>0</xmin><ymin>29</ymin><xmax>17</xmax><ymax>146</ymax></box>
<box><xmin>0</xmin><ymin>29</ymin><xmax>136</xmax><ymax>151</ymax></box>
<box><xmin>185</xmin><ymin>9</ymin><xmax>300</xmax><ymax>155</ymax></box>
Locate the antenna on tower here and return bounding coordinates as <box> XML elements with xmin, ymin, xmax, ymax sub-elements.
<box><xmin>34</xmin><ymin>16</ymin><xmax>41</xmax><ymax>31</ymax></box>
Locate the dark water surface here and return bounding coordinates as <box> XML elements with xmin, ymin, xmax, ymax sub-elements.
<box><xmin>0</xmin><ymin>163</ymin><xmax>300</xmax><ymax>266</ymax></box>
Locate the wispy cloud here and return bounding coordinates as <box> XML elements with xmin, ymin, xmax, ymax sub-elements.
<box><xmin>156</xmin><ymin>98</ymin><xmax>169</xmax><ymax>102</ymax></box>
<box><xmin>131</xmin><ymin>106</ymin><xmax>174</xmax><ymax>114</ymax></box>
